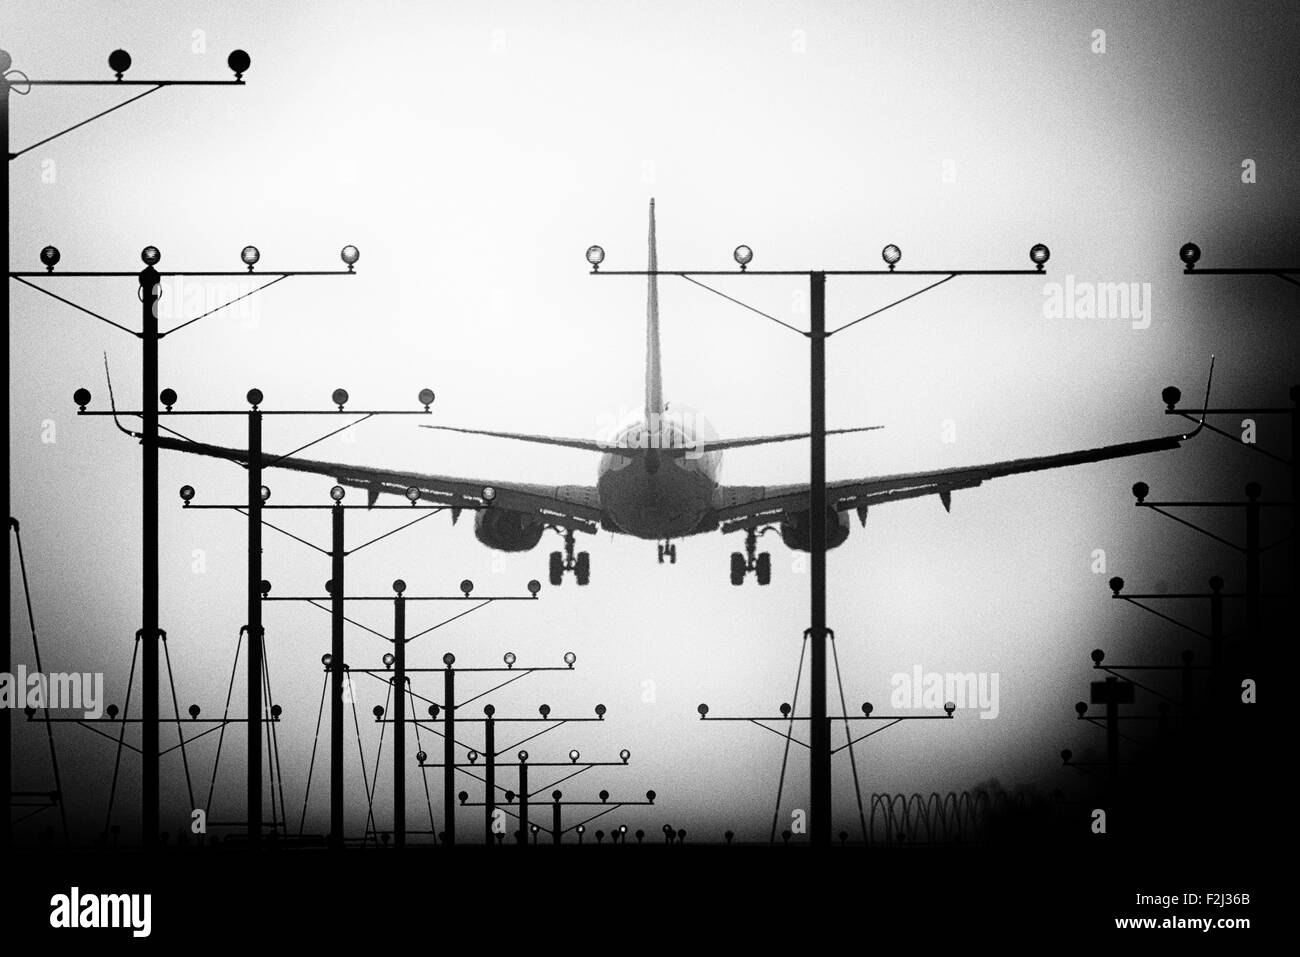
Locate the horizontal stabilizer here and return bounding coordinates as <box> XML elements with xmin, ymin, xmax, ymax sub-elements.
<box><xmin>420</xmin><ymin>423</ymin><xmax>884</xmax><ymax>457</ymax></box>
<box><xmin>418</xmin><ymin>424</ymin><xmax>609</xmax><ymax>452</ymax></box>
<box><xmin>678</xmin><ymin>426</ymin><xmax>884</xmax><ymax>456</ymax></box>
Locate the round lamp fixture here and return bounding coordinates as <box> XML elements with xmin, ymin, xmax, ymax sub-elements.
<box><xmin>108</xmin><ymin>49</ymin><xmax>132</xmax><ymax>79</ymax></box>
<box><xmin>227</xmin><ymin>49</ymin><xmax>251</xmax><ymax>80</ymax></box>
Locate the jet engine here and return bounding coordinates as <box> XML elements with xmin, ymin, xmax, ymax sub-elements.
<box><xmin>473</xmin><ymin>509</ymin><xmax>545</xmax><ymax>552</ymax></box>
<box><xmin>779</xmin><ymin>507</ymin><xmax>851</xmax><ymax>552</ymax></box>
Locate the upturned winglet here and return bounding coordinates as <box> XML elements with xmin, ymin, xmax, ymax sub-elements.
<box><xmin>103</xmin><ymin>352</ymin><xmax>142</xmax><ymax>440</ymax></box>
<box><xmin>1181</xmin><ymin>355</ymin><xmax>1215</xmax><ymax>440</ymax></box>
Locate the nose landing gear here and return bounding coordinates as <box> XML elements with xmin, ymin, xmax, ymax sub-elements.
<box><xmin>657</xmin><ymin>540</ymin><xmax>677</xmax><ymax>564</ymax></box>
<box><xmin>548</xmin><ymin>528</ymin><xmax>590</xmax><ymax>586</ymax></box>
<box><xmin>730</xmin><ymin>527</ymin><xmax>772</xmax><ymax>586</ymax></box>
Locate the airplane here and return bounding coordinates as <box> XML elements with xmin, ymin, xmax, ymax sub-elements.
<box><xmin>154</xmin><ymin>201</ymin><xmax>1210</xmax><ymax>587</ymax></box>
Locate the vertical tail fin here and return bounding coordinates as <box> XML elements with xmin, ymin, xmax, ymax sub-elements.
<box><xmin>645</xmin><ymin>198</ymin><xmax>663</xmax><ymax>422</ymax></box>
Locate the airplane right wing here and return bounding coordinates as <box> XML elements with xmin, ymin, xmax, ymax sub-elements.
<box><xmin>710</xmin><ymin>431</ymin><xmax>1192</xmax><ymax>533</ymax></box>
<box><xmin>712</xmin><ymin>359</ymin><xmax>1214</xmax><ymax>533</ymax></box>
<box><xmin>155</xmin><ymin>437</ymin><xmax>604</xmax><ymax>533</ymax></box>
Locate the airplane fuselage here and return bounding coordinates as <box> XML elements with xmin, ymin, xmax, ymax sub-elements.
<box><xmin>597</xmin><ymin>411</ymin><xmax>721</xmax><ymax>539</ymax></box>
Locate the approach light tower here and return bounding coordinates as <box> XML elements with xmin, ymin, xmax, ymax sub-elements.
<box><xmin>587</xmin><ymin>231</ymin><xmax>1048</xmax><ymax>845</ymax></box>
<box><xmin>4</xmin><ymin>46</ymin><xmax>255</xmax><ymax>849</ymax></box>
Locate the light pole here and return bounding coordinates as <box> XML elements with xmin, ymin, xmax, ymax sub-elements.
<box><xmin>114</xmin><ymin>386</ymin><xmax>426</xmax><ymax>844</ymax></box>
<box><xmin>392</xmin><ymin>585</ymin><xmax>405</xmax><ymax>849</ymax></box>
<box><xmin>1158</xmin><ymin>373</ymin><xmax>1298</xmax><ymax>628</ymax></box>
<box><xmin>1071</xmin><ymin>679</ymin><xmax>1175</xmax><ymax>786</ymax></box>
<box><xmin>51</xmin><ymin>251</ymin><xmax>356</xmax><ymax>847</ymax></box>
<box><xmin>695</xmin><ymin>689</ymin><xmax>956</xmax><ymax>843</ymax></box>
<box><xmin>1178</xmin><ymin>245</ymin><xmax>1298</xmax><ymax>642</ymax></box>
<box><xmin>3</xmin><ymin>44</ymin><xmax>249</xmax><ymax>850</ymax></box>
<box><xmin>181</xmin><ymin>461</ymin><xmax>525</xmax><ymax>847</ymax></box>
<box><xmin>452</xmin><ymin>780</ymin><xmax>657</xmax><ymax>845</ymax></box>
<box><xmin>25</xmin><ymin>628</ymin><xmax>279</xmax><ymax>841</ymax></box>
<box><xmin>34</xmin><ymin>254</ymin><xmax>355</xmax><ymax>849</ymax></box>
<box><xmin>589</xmin><ymin>235</ymin><xmax>1047</xmax><ymax>844</ymax></box>
<box><xmin>409</xmin><ymin>661</ymin><xmax>608</xmax><ymax>846</ymax></box>
<box><xmin>1106</xmin><ymin>576</ymin><xmax>1238</xmax><ymax>714</ymax></box>
<box><xmin>407</xmin><ymin>662</ymin><xmax>652</xmax><ymax>845</ymax></box>
<box><xmin>1128</xmin><ymin>480</ymin><xmax>1290</xmax><ymax>650</ymax></box>
<box><xmin>258</xmin><ymin>575</ymin><xmax>539</xmax><ymax>848</ymax></box>
<box><xmin>1177</xmin><ymin>242</ymin><xmax>1299</xmax><ymax>288</ymax></box>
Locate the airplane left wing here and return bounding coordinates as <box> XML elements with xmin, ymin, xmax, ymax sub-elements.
<box><xmin>155</xmin><ymin>437</ymin><xmax>604</xmax><ymax>533</ymax></box>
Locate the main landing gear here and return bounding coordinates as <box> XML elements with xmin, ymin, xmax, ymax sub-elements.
<box><xmin>657</xmin><ymin>540</ymin><xmax>677</xmax><ymax>564</ymax></box>
<box><xmin>730</xmin><ymin>527</ymin><xmax>771</xmax><ymax>586</ymax></box>
<box><xmin>549</xmin><ymin>528</ymin><xmax>590</xmax><ymax>586</ymax></box>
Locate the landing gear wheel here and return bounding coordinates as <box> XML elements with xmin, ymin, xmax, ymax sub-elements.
<box><xmin>658</xmin><ymin>541</ymin><xmax>677</xmax><ymax>565</ymax></box>
<box><xmin>755</xmin><ymin>552</ymin><xmax>771</xmax><ymax>586</ymax></box>
<box><xmin>549</xmin><ymin>551</ymin><xmax>564</xmax><ymax>587</ymax></box>
<box><xmin>730</xmin><ymin>552</ymin><xmax>746</xmax><ymax>586</ymax></box>
<box><xmin>574</xmin><ymin>551</ymin><xmax>591</xmax><ymax>586</ymax></box>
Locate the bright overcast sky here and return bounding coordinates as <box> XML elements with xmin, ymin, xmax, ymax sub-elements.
<box><xmin>7</xmin><ymin>0</ymin><xmax>1297</xmax><ymax>842</ymax></box>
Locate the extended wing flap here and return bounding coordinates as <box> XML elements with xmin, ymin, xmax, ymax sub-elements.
<box><xmin>155</xmin><ymin>436</ymin><xmax>602</xmax><ymax>532</ymax></box>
